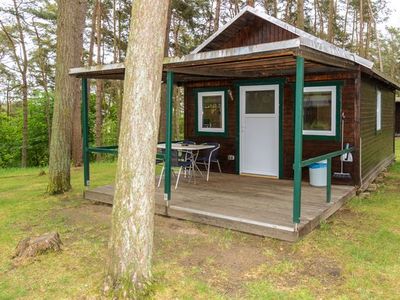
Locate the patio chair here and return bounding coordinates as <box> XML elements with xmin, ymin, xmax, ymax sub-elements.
<box><xmin>196</xmin><ymin>142</ymin><xmax>222</xmax><ymax>181</ymax></box>
<box><xmin>157</xmin><ymin>149</ymin><xmax>193</xmax><ymax>189</ymax></box>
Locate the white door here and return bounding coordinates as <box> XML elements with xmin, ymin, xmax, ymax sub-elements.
<box><xmin>240</xmin><ymin>85</ymin><xmax>279</xmax><ymax>177</ymax></box>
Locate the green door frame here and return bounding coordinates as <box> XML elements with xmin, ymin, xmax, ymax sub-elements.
<box><xmin>293</xmin><ymin>56</ymin><xmax>304</xmax><ymax>224</ymax></box>
<box><xmin>234</xmin><ymin>78</ymin><xmax>285</xmax><ymax>179</ymax></box>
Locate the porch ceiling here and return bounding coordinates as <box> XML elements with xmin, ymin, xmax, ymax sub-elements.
<box><xmin>69</xmin><ymin>40</ymin><xmax>357</xmax><ymax>83</ymax></box>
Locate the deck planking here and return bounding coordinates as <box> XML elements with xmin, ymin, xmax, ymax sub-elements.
<box><xmin>84</xmin><ymin>173</ymin><xmax>356</xmax><ymax>241</ymax></box>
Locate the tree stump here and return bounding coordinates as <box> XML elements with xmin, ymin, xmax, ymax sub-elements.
<box><xmin>13</xmin><ymin>232</ymin><xmax>62</xmax><ymax>261</ymax></box>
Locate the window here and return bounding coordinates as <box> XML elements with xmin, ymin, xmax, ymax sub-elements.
<box><xmin>376</xmin><ymin>90</ymin><xmax>382</xmax><ymax>131</ymax></box>
<box><xmin>245</xmin><ymin>90</ymin><xmax>275</xmax><ymax>114</ymax></box>
<box><xmin>197</xmin><ymin>90</ymin><xmax>225</xmax><ymax>134</ymax></box>
<box><xmin>303</xmin><ymin>86</ymin><xmax>337</xmax><ymax>137</ymax></box>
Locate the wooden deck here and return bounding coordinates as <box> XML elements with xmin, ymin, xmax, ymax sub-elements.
<box><xmin>84</xmin><ymin>173</ymin><xmax>356</xmax><ymax>242</ymax></box>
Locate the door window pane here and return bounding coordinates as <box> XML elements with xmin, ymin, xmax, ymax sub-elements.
<box><xmin>245</xmin><ymin>90</ymin><xmax>275</xmax><ymax>114</ymax></box>
<box><xmin>202</xmin><ymin>95</ymin><xmax>222</xmax><ymax>129</ymax></box>
<box><xmin>303</xmin><ymin>91</ymin><xmax>332</xmax><ymax>131</ymax></box>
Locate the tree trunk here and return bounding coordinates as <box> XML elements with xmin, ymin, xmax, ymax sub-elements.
<box><xmin>48</xmin><ymin>0</ymin><xmax>87</xmax><ymax>194</ymax></box>
<box><xmin>328</xmin><ymin>0</ymin><xmax>335</xmax><ymax>43</ymax></box>
<box><xmin>359</xmin><ymin>0</ymin><xmax>364</xmax><ymax>56</ymax></box>
<box><xmin>104</xmin><ymin>0</ymin><xmax>169</xmax><ymax>296</ymax></box>
<box><xmin>246</xmin><ymin>0</ymin><xmax>255</xmax><ymax>7</ymax></box>
<box><xmin>12</xmin><ymin>0</ymin><xmax>29</xmax><ymax>167</ymax></box>
<box><xmin>214</xmin><ymin>0</ymin><xmax>221</xmax><ymax>32</ymax></box>
<box><xmin>71</xmin><ymin>2</ymin><xmax>87</xmax><ymax>167</ymax></box>
<box><xmin>95</xmin><ymin>0</ymin><xmax>104</xmax><ymax>157</ymax></box>
<box><xmin>158</xmin><ymin>1</ymin><xmax>172</xmax><ymax>142</ymax></box>
<box><xmin>296</xmin><ymin>0</ymin><xmax>304</xmax><ymax>29</ymax></box>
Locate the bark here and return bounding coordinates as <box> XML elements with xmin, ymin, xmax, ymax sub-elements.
<box><xmin>158</xmin><ymin>1</ymin><xmax>172</xmax><ymax>142</ymax></box>
<box><xmin>72</xmin><ymin>2</ymin><xmax>87</xmax><ymax>167</ymax></box>
<box><xmin>296</xmin><ymin>0</ymin><xmax>304</xmax><ymax>29</ymax></box>
<box><xmin>104</xmin><ymin>0</ymin><xmax>169</xmax><ymax>295</ymax></box>
<box><xmin>13</xmin><ymin>232</ymin><xmax>62</xmax><ymax>261</ymax></box>
<box><xmin>367</xmin><ymin>0</ymin><xmax>383</xmax><ymax>72</ymax></box>
<box><xmin>246</xmin><ymin>0</ymin><xmax>255</xmax><ymax>7</ymax></box>
<box><xmin>359</xmin><ymin>0</ymin><xmax>364</xmax><ymax>56</ymax></box>
<box><xmin>48</xmin><ymin>0</ymin><xmax>87</xmax><ymax>194</ymax></box>
<box><xmin>342</xmin><ymin>0</ymin><xmax>349</xmax><ymax>47</ymax></box>
<box><xmin>328</xmin><ymin>0</ymin><xmax>335</xmax><ymax>43</ymax></box>
<box><xmin>214</xmin><ymin>0</ymin><xmax>221</xmax><ymax>32</ymax></box>
<box><xmin>95</xmin><ymin>0</ymin><xmax>104</xmax><ymax>156</ymax></box>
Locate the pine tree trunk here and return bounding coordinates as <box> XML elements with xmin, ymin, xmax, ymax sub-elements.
<box><xmin>71</xmin><ymin>1</ymin><xmax>87</xmax><ymax>167</ymax></box>
<box><xmin>296</xmin><ymin>0</ymin><xmax>304</xmax><ymax>29</ymax></box>
<box><xmin>214</xmin><ymin>0</ymin><xmax>221</xmax><ymax>31</ymax></box>
<box><xmin>104</xmin><ymin>0</ymin><xmax>169</xmax><ymax>296</ymax></box>
<box><xmin>48</xmin><ymin>0</ymin><xmax>87</xmax><ymax>194</ymax></box>
<box><xmin>95</xmin><ymin>0</ymin><xmax>104</xmax><ymax>158</ymax></box>
<box><xmin>158</xmin><ymin>1</ymin><xmax>172</xmax><ymax>142</ymax></box>
<box><xmin>328</xmin><ymin>0</ymin><xmax>335</xmax><ymax>43</ymax></box>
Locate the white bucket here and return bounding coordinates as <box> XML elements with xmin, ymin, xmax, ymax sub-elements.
<box><xmin>309</xmin><ymin>160</ymin><xmax>327</xmax><ymax>187</ymax></box>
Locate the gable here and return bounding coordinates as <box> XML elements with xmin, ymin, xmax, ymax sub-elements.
<box><xmin>199</xmin><ymin>11</ymin><xmax>297</xmax><ymax>53</ymax></box>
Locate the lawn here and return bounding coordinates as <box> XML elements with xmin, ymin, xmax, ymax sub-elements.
<box><xmin>0</xmin><ymin>143</ymin><xmax>400</xmax><ymax>299</ymax></box>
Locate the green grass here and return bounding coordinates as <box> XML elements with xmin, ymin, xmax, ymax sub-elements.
<box><xmin>0</xmin><ymin>143</ymin><xmax>400</xmax><ymax>299</ymax></box>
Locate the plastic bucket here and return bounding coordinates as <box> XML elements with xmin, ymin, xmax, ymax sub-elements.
<box><xmin>309</xmin><ymin>160</ymin><xmax>327</xmax><ymax>187</ymax></box>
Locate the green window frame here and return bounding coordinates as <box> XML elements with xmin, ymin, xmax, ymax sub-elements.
<box><xmin>302</xmin><ymin>81</ymin><xmax>342</xmax><ymax>141</ymax></box>
<box><xmin>194</xmin><ymin>88</ymin><xmax>228</xmax><ymax>137</ymax></box>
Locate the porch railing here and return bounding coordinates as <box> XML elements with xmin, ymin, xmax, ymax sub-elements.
<box><xmin>293</xmin><ymin>147</ymin><xmax>354</xmax><ymax>225</ymax></box>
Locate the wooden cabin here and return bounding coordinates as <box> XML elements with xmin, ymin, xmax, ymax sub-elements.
<box><xmin>70</xmin><ymin>7</ymin><xmax>399</xmax><ymax>241</ymax></box>
<box><xmin>396</xmin><ymin>98</ymin><xmax>400</xmax><ymax>136</ymax></box>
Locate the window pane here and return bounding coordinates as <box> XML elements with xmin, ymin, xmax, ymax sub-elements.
<box><xmin>245</xmin><ymin>90</ymin><xmax>275</xmax><ymax>114</ymax></box>
<box><xmin>202</xmin><ymin>95</ymin><xmax>222</xmax><ymax>128</ymax></box>
<box><xmin>303</xmin><ymin>91</ymin><xmax>332</xmax><ymax>131</ymax></box>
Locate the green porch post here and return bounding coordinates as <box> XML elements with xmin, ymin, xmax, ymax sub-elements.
<box><xmin>164</xmin><ymin>71</ymin><xmax>174</xmax><ymax>202</ymax></box>
<box><xmin>82</xmin><ymin>78</ymin><xmax>90</xmax><ymax>187</ymax></box>
<box><xmin>293</xmin><ymin>56</ymin><xmax>304</xmax><ymax>224</ymax></box>
<box><xmin>326</xmin><ymin>157</ymin><xmax>332</xmax><ymax>203</ymax></box>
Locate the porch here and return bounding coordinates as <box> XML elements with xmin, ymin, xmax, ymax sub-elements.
<box><xmin>85</xmin><ymin>173</ymin><xmax>356</xmax><ymax>242</ymax></box>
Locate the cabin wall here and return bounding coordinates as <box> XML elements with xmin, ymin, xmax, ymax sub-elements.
<box><xmin>183</xmin><ymin>71</ymin><xmax>361</xmax><ymax>184</ymax></box>
<box><xmin>360</xmin><ymin>75</ymin><xmax>396</xmax><ymax>184</ymax></box>
<box><xmin>395</xmin><ymin>102</ymin><xmax>400</xmax><ymax>136</ymax></box>
<box><xmin>201</xmin><ymin>17</ymin><xmax>297</xmax><ymax>52</ymax></box>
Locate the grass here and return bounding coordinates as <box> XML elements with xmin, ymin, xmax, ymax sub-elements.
<box><xmin>0</xmin><ymin>142</ymin><xmax>400</xmax><ymax>299</ymax></box>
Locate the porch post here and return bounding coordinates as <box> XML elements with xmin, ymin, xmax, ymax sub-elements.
<box><xmin>293</xmin><ymin>56</ymin><xmax>304</xmax><ymax>224</ymax></box>
<box><xmin>82</xmin><ymin>78</ymin><xmax>90</xmax><ymax>187</ymax></box>
<box><xmin>164</xmin><ymin>71</ymin><xmax>174</xmax><ymax>202</ymax></box>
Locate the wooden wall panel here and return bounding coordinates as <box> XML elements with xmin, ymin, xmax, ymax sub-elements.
<box><xmin>183</xmin><ymin>71</ymin><xmax>363</xmax><ymax>185</ymax></box>
<box><xmin>201</xmin><ymin>17</ymin><xmax>297</xmax><ymax>52</ymax></box>
<box><xmin>360</xmin><ymin>76</ymin><xmax>396</xmax><ymax>179</ymax></box>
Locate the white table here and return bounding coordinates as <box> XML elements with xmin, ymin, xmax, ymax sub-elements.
<box><xmin>157</xmin><ymin>143</ymin><xmax>215</xmax><ymax>182</ymax></box>
<box><xmin>157</xmin><ymin>143</ymin><xmax>215</xmax><ymax>151</ymax></box>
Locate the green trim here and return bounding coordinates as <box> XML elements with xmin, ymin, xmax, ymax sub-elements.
<box><xmin>164</xmin><ymin>71</ymin><xmax>174</xmax><ymax>201</ymax></box>
<box><xmin>327</xmin><ymin>158</ymin><xmax>332</xmax><ymax>203</ymax></box>
<box><xmin>293</xmin><ymin>56</ymin><xmax>304</xmax><ymax>224</ymax></box>
<box><xmin>88</xmin><ymin>147</ymin><xmax>118</xmax><ymax>154</ymax></box>
<box><xmin>300</xmin><ymin>147</ymin><xmax>353</xmax><ymax>167</ymax></box>
<box><xmin>194</xmin><ymin>88</ymin><xmax>228</xmax><ymax>137</ymax></box>
<box><xmin>81</xmin><ymin>78</ymin><xmax>90</xmax><ymax>187</ymax></box>
<box><xmin>233</xmin><ymin>78</ymin><xmax>286</xmax><ymax>178</ymax></box>
<box><xmin>302</xmin><ymin>80</ymin><xmax>343</xmax><ymax>142</ymax></box>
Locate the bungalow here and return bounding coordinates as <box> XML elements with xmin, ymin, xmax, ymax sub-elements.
<box><xmin>70</xmin><ymin>6</ymin><xmax>399</xmax><ymax>241</ymax></box>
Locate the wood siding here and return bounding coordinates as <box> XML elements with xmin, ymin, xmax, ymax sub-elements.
<box><xmin>360</xmin><ymin>75</ymin><xmax>395</xmax><ymax>180</ymax></box>
<box><xmin>395</xmin><ymin>102</ymin><xmax>400</xmax><ymax>135</ymax></box>
<box><xmin>184</xmin><ymin>71</ymin><xmax>361</xmax><ymax>185</ymax></box>
<box><xmin>200</xmin><ymin>14</ymin><xmax>297</xmax><ymax>52</ymax></box>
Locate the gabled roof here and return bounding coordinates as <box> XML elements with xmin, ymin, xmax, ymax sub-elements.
<box><xmin>193</xmin><ymin>6</ymin><xmax>373</xmax><ymax>69</ymax></box>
